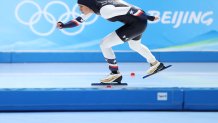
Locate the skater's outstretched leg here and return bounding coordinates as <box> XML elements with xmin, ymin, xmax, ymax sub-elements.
<box><xmin>128</xmin><ymin>39</ymin><xmax>164</xmax><ymax>74</ymax></box>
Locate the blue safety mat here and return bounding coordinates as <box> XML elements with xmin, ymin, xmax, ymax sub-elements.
<box><xmin>0</xmin><ymin>88</ymin><xmax>183</xmax><ymax>111</ymax></box>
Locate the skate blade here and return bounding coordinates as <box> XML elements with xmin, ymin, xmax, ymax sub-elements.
<box><xmin>91</xmin><ymin>83</ymin><xmax>128</xmax><ymax>88</ymax></box>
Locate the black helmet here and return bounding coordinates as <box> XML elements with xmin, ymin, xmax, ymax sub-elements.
<box><xmin>78</xmin><ymin>0</ymin><xmax>93</xmax><ymax>8</ymax></box>
<box><xmin>77</xmin><ymin>0</ymin><xmax>100</xmax><ymax>14</ymax></box>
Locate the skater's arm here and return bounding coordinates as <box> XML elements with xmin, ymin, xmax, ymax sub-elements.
<box><xmin>57</xmin><ymin>13</ymin><xmax>92</xmax><ymax>29</ymax></box>
<box><xmin>126</xmin><ymin>7</ymin><xmax>159</xmax><ymax>21</ymax></box>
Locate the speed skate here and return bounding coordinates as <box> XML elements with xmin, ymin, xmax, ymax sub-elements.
<box><xmin>143</xmin><ymin>65</ymin><xmax>172</xmax><ymax>79</ymax></box>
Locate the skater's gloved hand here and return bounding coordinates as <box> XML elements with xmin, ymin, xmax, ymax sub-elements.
<box><xmin>146</xmin><ymin>15</ymin><xmax>159</xmax><ymax>21</ymax></box>
<box><xmin>153</xmin><ymin>16</ymin><xmax>159</xmax><ymax>21</ymax></box>
<box><xmin>57</xmin><ymin>22</ymin><xmax>63</xmax><ymax>29</ymax></box>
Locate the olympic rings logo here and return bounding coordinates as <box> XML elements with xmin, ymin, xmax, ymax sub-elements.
<box><xmin>15</xmin><ymin>0</ymin><xmax>99</xmax><ymax>36</ymax></box>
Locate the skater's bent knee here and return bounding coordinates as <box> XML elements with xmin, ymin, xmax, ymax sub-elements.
<box><xmin>100</xmin><ymin>40</ymin><xmax>110</xmax><ymax>49</ymax></box>
<box><xmin>129</xmin><ymin>42</ymin><xmax>141</xmax><ymax>51</ymax></box>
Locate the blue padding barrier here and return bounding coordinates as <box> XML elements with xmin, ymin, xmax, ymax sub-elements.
<box><xmin>0</xmin><ymin>88</ymin><xmax>183</xmax><ymax>111</ymax></box>
<box><xmin>158</xmin><ymin>51</ymin><xmax>218</xmax><ymax>62</ymax></box>
<box><xmin>0</xmin><ymin>51</ymin><xmax>218</xmax><ymax>63</ymax></box>
<box><xmin>10</xmin><ymin>52</ymin><xmax>154</xmax><ymax>63</ymax></box>
<box><xmin>183</xmin><ymin>88</ymin><xmax>218</xmax><ymax>111</ymax></box>
<box><xmin>1</xmin><ymin>88</ymin><xmax>218</xmax><ymax>111</ymax></box>
<box><xmin>0</xmin><ymin>52</ymin><xmax>11</xmax><ymax>63</ymax></box>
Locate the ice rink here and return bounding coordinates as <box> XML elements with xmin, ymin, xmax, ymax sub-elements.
<box><xmin>0</xmin><ymin>63</ymin><xmax>218</xmax><ymax>123</ymax></box>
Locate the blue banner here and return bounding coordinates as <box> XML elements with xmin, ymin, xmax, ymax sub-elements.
<box><xmin>0</xmin><ymin>0</ymin><xmax>218</xmax><ymax>51</ymax></box>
